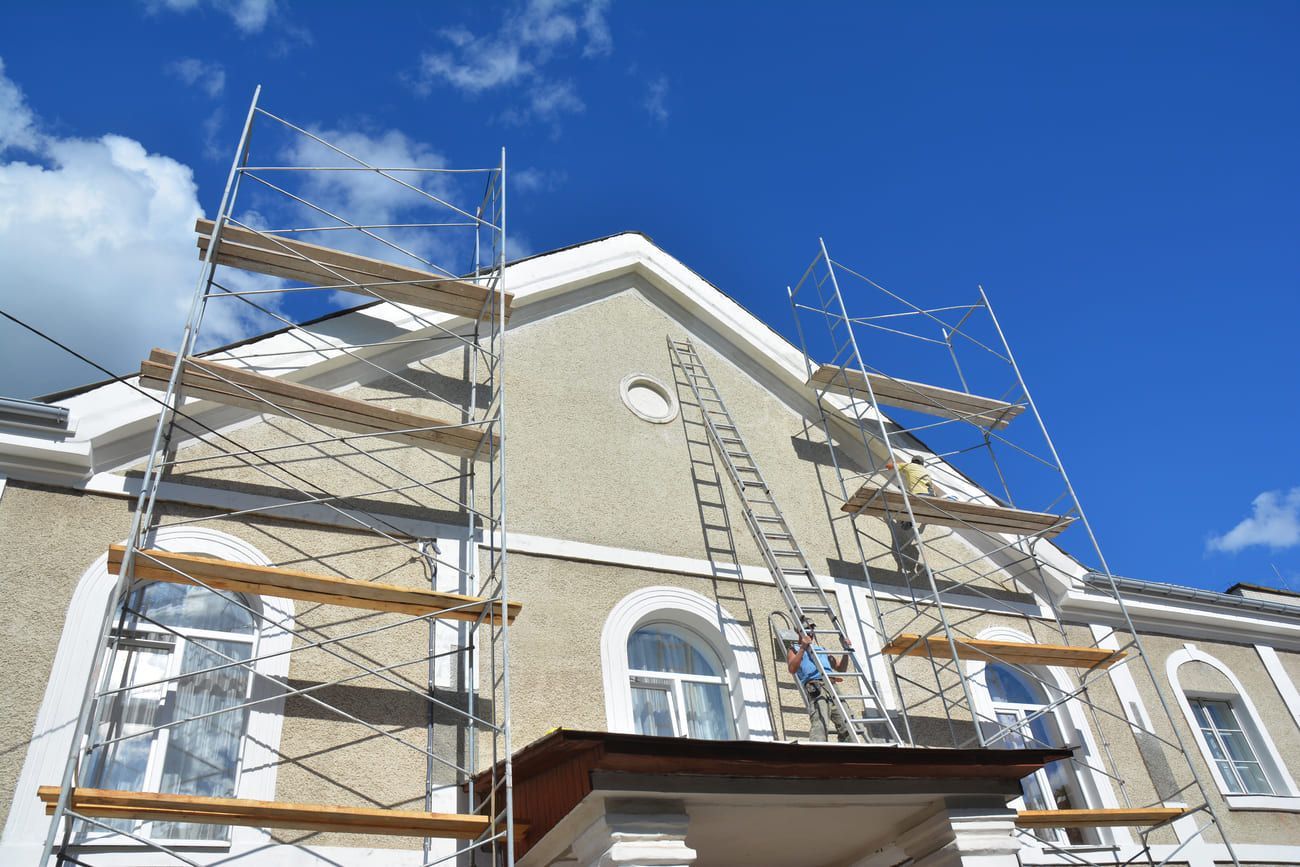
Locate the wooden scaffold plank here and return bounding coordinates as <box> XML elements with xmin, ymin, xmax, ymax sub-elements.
<box><xmin>810</xmin><ymin>364</ymin><xmax>1023</xmax><ymax>430</ymax></box>
<box><xmin>38</xmin><ymin>786</ymin><xmax>526</xmax><ymax>841</ymax></box>
<box><xmin>138</xmin><ymin>348</ymin><xmax>497</xmax><ymax>460</ymax></box>
<box><xmin>196</xmin><ymin>219</ymin><xmax>513</xmax><ymax>321</ymax></box>
<box><xmin>108</xmin><ymin>545</ymin><xmax>521</xmax><ymax>625</ymax></box>
<box><xmin>841</xmin><ymin>485</ymin><xmax>1074</xmax><ymax>539</ymax></box>
<box><xmin>881</xmin><ymin>634</ymin><xmax>1125</xmax><ymax>670</ymax></box>
<box><xmin>1016</xmin><ymin>807</ymin><xmax>1188</xmax><ymax>828</ymax></box>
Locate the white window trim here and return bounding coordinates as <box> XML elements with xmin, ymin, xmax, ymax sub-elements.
<box><xmin>1167</xmin><ymin>643</ymin><xmax>1300</xmax><ymax>810</ymax></box>
<box><xmin>601</xmin><ymin>586</ymin><xmax>773</xmax><ymax>740</ymax></box>
<box><xmin>834</xmin><ymin>582</ymin><xmax>898</xmax><ymax>711</ymax></box>
<box><xmin>619</xmin><ymin>373</ymin><xmax>679</xmax><ymax>424</ymax></box>
<box><xmin>965</xmin><ymin>626</ymin><xmax>1132</xmax><ymax>851</ymax></box>
<box><xmin>2</xmin><ymin>527</ymin><xmax>293</xmax><ymax>859</ymax></box>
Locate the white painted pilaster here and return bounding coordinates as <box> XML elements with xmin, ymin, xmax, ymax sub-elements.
<box><xmin>1257</xmin><ymin>644</ymin><xmax>1300</xmax><ymax>733</ymax></box>
<box><xmin>569</xmin><ymin>802</ymin><xmax>696</xmax><ymax>867</ymax></box>
<box><xmin>895</xmin><ymin>802</ymin><xmax>1020</xmax><ymax>867</ymax></box>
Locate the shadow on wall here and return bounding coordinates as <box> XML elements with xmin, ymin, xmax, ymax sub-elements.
<box><xmin>789</xmin><ymin>435</ymin><xmax>867</xmax><ymax>473</ymax></box>
<box><xmin>129</xmin><ymin>470</ymin><xmax>472</xmax><ymax>529</ymax></box>
<box><xmin>284</xmin><ymin>680</ymin><xmax>491</xmax><ymax>728</ymax></box>
<box><xmin>824</xmin><ymin>558</ymin><xmax>1037</xmax><ymax>608</ymax></box>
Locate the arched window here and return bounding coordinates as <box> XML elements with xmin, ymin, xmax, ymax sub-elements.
<box><xmin>627</xmin><ymin>623</ymin><xmax>735</xmax><ymax>740</ymax></box>
<box><xmin>983</xmin><ymin>662</ymin><xmax>1093</xmax><ymax>846</ymax></box>
<box><xmin>81</xmin><ymin>580</ymin><xmax>258</xmax><ymax>843</ymax></box>
<box><xmin>1167</xmin><ymin>646</ymin><xmax>1299</xmax><ymax>804</ymax></box>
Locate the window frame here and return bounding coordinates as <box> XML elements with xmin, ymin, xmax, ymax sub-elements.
<box><xmin>82</xmin><ymin>589</ymin><xmax>261</xmax><ymax>847</ymax></box>
<box><xmin>601</xmin><ymin>586</ymin><xmax>773</xmax><ymax>741</ymax></box>
<box><xmin>982</xmin><ymin>663</ymin><xmax>1094</xmax><ymax>847</ymax></box>
<box><xmin>2</xmin><ymin>527</ymin><xmax>293</xmax><ymax>859</ymax></box>
<box><xmin>1188</xmin><ymin>697</ymin><xmax>1275</xmax><ymax>795</ymax></box>
<box><xmin>626</xmin><ymin>621</ymin><xmax>737</xmax><ymax>740</ymax></box>
<box><xmin>1167</xmin><ymin>644</ymin><xmax>1300</xmax><ymax>810</ymax></box>
<box><xmin>965</xmin><ymin>627</ymin><xmax>1131</xmax><ymax>852</ymax></box>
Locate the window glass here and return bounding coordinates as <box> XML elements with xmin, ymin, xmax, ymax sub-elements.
<box><xmin>630</xmin><ymin>680</ymin><xmax>676</xmax><ymax>737</ymax></box>
<box><xmin>85</xmin><ymin>578</ymin><xmax>257</xmax><ymax>843</ymax></box>
<box><xmin>984</xmin><ymin>662</ymin><xmax>1090</xmax><ymax>846</ymax></box>
<box><xmin>986</xmin><ymin>662</ymin><xmax>1043</xmax><ymax>705</ymax></box>
<box><xmin>629</xmin><ymin>625</ymin><xmax>722</xmax><ymax>677</ymax></box>
<box><xmin>626</xmin><ymin>622</ymin><xmax>735</xmax><ymax>740</ymax></box>
<box><xmin>1190</xmin><ymin>698</ymin><xmax>1274</xmax><ymax>795</ymax></box>
<box><xmin>122</xmin><ymin>580</ymin><xmax>256</xmax><ymax>635</ymax></box>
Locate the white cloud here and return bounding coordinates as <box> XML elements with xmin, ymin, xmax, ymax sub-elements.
<box><xmin>201</xmin><ymin>107</ymin><xmax>226</xmax><ymax>160</ymax></box>
<box><xmin>267</xmin><ymin>124</ymin><xmax>494</xmax><ymax>295</ymax></box>
<box><xmin>0</xmin><ymin>58</ymin><xmax>38</xmax><ymax>152</ymax></box>
<box><xmin>414</xmin><ymin>0</ymin><xmax>611</xmax><ymax>130</ymax></box>
<box><xmin>147</xmin><ymin>0</ymin><xmax>278</xmax><ymax>34</ymax></box>
<box><xmin>644</xmin><ymin>75</ymin><xmax>668</xmax><ymax>125</ymax></box>
<box><xmin>500</xmin><ymin>78</ymin><xmax>585</xmax><ymax>132</ymax></box>
<box><xmin>168</xmin><ymin>57</ymin><xmax>227</xmax><ymax>98</ymax></box>
<box><xmin>1207</xmin><ymin>487</ymin><xmax>1300</xmax><ymax>553</ymax></box>
<box><xmin>0</xmin><ymin>61</ymin><xmax>274</xmax><ymax>398</ymax></box>
<box><xmin>512</xmin><ymin>166</ymin><xmax>567</xmax><ymax>193</ymax></box>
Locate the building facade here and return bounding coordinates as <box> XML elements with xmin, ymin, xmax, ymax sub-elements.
<box><xmin>2</xmin><ymin>232</ymin><xmax>1299</xmax><ymax>866</ymax></box>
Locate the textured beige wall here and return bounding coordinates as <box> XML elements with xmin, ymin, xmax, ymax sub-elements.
<box><xmin>0</xmin><ymin>482</ymin><xmax>461</xmax><ymax>850</ymax></box>
<box><xmin>8</xmin><ymin>276</ymin><xmax>1300</xmax><ymax>857</ymax></box>
<box><xmin>1118</xmin><ymin>630</ymin><xmax>1300</xmax><ymax>845</ymax></box>
<box><xmin>0</xmin><ymin>482</ymin><xmax>135</xmax><ymax>827</ymax></box>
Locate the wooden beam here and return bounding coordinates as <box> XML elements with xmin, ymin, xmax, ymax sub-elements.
<box><xmin>841</xmin><ymin>485</ymin><xmax>1074</xmax><ymax>539</ymax></box>
<box><xmin>108</xmin><ymin>545</ymin><xmax>521</xmax><ymax>625</ymax></box>
<box><xmin>138</xmin><ymin>348</ymin><xmax>497</xmax><ymax>460</ymax></box>
<box><xmin>1016</xmin><ymin>807</ymin><xmax>1187</xmax><ymax>828</ymax></box>
<box><xmin>882</xmin><ymin>634</ymin><xmax>1124</xmax><ymax>670</ymax></box>
<box><xmin>197</xmin><ymin>219</ymin><xmax>512</xmax><ymax>321</ymax></box>
<box><xmin>37</xmin><ymin>786</ymin><xmax>526</xmax><ymax>841</ymax></box>
<box><xmin>810</xmin><ymin>365</ymin><xmax>1022</xmax><ymax>430</ymax></box>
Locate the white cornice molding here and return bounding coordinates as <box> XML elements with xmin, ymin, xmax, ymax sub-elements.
<box><xmin>1063</xmin><ymin>588</ymin><xmax>1300</xmax><ymax>650</ymax></box>
<box><xmin>7</xmin><ymin>233</ymin><xmax>1293</xmax><ymax>643</ymax></box>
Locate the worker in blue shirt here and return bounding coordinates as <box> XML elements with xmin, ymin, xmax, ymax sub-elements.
<box><xmin>786</xmin><ymin>622</ymin><xmax>854</xmax><ymax>742</ymax></box>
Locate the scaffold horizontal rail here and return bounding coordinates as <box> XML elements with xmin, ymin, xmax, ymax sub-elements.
<box><xmin>139</xmin><ymin>349</ymin><xmax>498</xmax><ymax>459</ymax></box>
<box><xmin>37</xmin><ymin>786</ymin><xmax>526</xmax><ymax>840</ymax></box>
<box><xmin>1015</xmin><ymin>807</ymin><xmax>1188</xmax><ymax>828</ymax></box>
<box><xmin>882</xmin><ymin>634</ymin><xmax>1125</xmax><ymax>670</ymax></box>
<box><xmin>809</xmin><ymin>364</ymin><xmax>1023</xmax><ymax>429</ymax></box>
<box><xmin>108</xmin><ymin>545</ymin><xmax>521</xmax><ymax>624</ymax></box>
<box><xmin>196</xmin><ymin>219</ymin><xmax>513</xmax><ymax>321</ymax></box>
<box><xmin>841</xmin><ymin>485</ymin><xmax>1075</xmax><ymax>539</ymax></box>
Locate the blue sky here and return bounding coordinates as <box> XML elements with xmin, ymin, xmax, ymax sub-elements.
<box><xmin>0</xmin><ymin>1</ymin><xmax>1296</xmax><ymax>594</ymax></box>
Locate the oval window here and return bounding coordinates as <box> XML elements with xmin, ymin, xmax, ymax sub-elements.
<box><xmin>620</xmin><ymin>374</ymin><xmax>679</xmax><ymax>424</ymax></box>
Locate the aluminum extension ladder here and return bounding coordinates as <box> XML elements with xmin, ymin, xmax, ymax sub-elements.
<box><xmin>667</xmin><ymin>337</ymin><xmax>900</xmax><ymax>744</ymax></box>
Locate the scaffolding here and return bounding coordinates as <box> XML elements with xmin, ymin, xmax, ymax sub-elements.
<box><xmin>788</xmin><ymin>239</ymin><xmax>1240</xmax><ymax>866</ymax></box>
<box><xmin>38</xmin><ymin>87</ymin><xmax>518</xmax><ymax>865</ymax></box>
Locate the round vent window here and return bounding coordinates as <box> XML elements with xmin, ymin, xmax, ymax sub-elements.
<box><xmin>620</xmin><ymin>374</ymin><xmax>679</xmax><ymax>424</ymax></box>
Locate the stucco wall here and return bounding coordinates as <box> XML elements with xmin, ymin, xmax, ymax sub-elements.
<box><xmin>6</xmin><ymin>272</ymin><xmax>1300</xmax><ymax>861</ymax></box>
<box><xmin>0</xmin><ymin>481</ymin><xmax>466</xmax><ymax>851</ymax></box>
<box><xmin>1116</xmin><ymin>628</ymin><xmax>1300</xmax><ymax>845</ymax></box>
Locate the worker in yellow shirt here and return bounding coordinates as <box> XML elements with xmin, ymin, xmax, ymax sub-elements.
<box><xmin>883</xmin><ymin>455</ymin><xmax>947</xmax><ymax>578</ymax></box>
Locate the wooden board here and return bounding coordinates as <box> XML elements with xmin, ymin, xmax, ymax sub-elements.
<box><xmin>108</xmin><ymin>545</ymin><xmax>520</xmax><ymax>625</ymax></box>
<box><xmin>1016</xmin><ymin>807</ymin><xmax>1187</xmax><ymax>828</ymax></box>
<box><xmin>882</xmin><ymin>634</ymin><xmax>1124</xmax><ymax>670</ymax></box>
<box><xmin>810</xmin><ymin>365</ymin><xmax>1022</xmax><ymax>430</ymax></box>
<box><xmin>37</xmin><ymin>786</ymin><xmax>525</xmax><ymax>841</ymax></box>
<box><xmin>841</xmin><ymin>485</ymin><xmax>1074</xmax><ymax>539</ymax></box>
<box><xmin>196</xmin><ymin>219</ymin><xmax>512</xmax><ymax>321</ymax></box>
<box><xmin>139</xmin><ymin>348</ymin><xmax>497</xmax><ymax>460</ymax></box>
